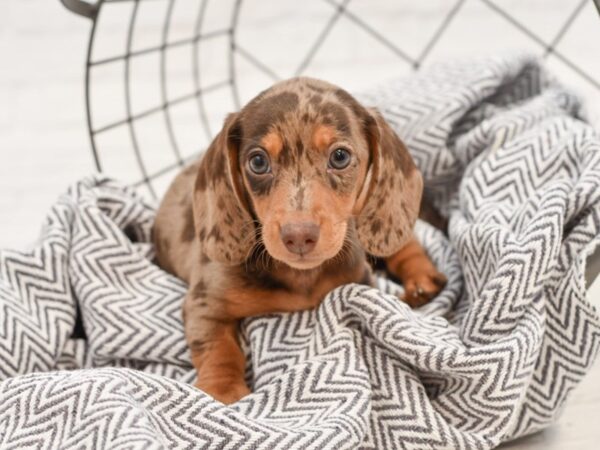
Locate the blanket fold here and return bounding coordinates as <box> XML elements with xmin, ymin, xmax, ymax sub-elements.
<box><xmin>1</xmin><ymin>54</ymin><xmax>599</xmax><ymax>449</ymax></box>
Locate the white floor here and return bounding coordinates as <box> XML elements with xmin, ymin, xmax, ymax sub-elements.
<box><xmin>1</xmin><ymin>1</ymin><xmax>599</xmax><ymax>448</ymax></box>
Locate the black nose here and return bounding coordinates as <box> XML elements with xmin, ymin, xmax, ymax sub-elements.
<box><xmin>280</xmin><ymin>222</ymin><xmax>320</xmax><ymax>255</ymax></box>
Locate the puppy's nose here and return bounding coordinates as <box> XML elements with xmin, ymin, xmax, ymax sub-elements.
<box><xmin>280</xmin><ymin>222</ymin><xmax>320</xmax><ymax>255</ymax></box>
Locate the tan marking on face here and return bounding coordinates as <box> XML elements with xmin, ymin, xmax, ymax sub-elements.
<box><xmin>260</xmin><ymin>131</ymin><xmax>283</xmax><ymax>159</ymax></box>
<box><xmin>312</xmin><ymin>125</ymin><xmax>337</xmax><ymax>152</ymax></box>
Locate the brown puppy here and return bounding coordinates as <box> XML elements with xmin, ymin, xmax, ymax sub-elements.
<box><xmin>153</xmin><ymin>77</ymin><xmax>446</xmax><ymax>404</ymax></box>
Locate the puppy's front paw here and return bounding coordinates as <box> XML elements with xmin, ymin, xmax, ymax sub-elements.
<box><xmin>400</xmin><ymin>269</ymin><xmax>447</xmax><ymax>307</ymax></box>
<box><xmin>195</xmin><ymin>379</ymin><xmax>251</xmax><ymax>405</ymax></box>
<box><xmin>385</xmin><ymin>238</ymin><xmax>447</xmax><ymax>308</ymax></box>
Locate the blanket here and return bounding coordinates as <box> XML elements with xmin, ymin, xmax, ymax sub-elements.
<box><xmin>1</xmin><ymin>54</ymin><xmax>599</xmax><ymax>449</ymax></box>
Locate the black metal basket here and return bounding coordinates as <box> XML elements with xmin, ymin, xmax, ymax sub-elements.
<box><xmin>61</xmin><ymin>0</ymin><xmax>600</xmax><ymax>199</ymax></box>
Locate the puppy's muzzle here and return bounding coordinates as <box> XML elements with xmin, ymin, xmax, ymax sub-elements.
<box><xmin>280</xmin><ymin>222</ymin><xmax>320</xmax><ymax>255</ymax></box>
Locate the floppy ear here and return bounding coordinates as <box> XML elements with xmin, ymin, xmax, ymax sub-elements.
<box><xmin>193</xmin><ymin>113</ymin><xmax>254</xmax><ymax>265</ymax></box>
<box><xmin>355</xmin><ymin>108</ymin><xmax>423</xmax><ymax>257</ymax></box>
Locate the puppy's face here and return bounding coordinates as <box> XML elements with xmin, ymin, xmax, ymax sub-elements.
<box><xmin>237</xmin><ymin>81</ymin><xmax>371</xmax><ymax>269</ymax></box>
<box><xmin>193</xmin><ymin>77</ymin><xmax>421</xmax><ymax>267</ymax></box>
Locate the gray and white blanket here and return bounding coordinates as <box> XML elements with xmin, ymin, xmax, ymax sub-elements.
<box><xmin>1</xmin><ymin>55</ymin><xmax>599</xmax><ymax>449</ymax></box>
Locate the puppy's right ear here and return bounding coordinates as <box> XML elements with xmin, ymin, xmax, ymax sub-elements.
<box><xmin>193</xmin><ymin>113</ymin><xmax>254</xmax><ymax>265</ymax></box>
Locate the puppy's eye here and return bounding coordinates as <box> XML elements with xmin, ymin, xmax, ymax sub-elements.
<box><xmin>328</xmin><ymin>148</ymin><xmax>351</xmax><ymax>170</ymax></box>
<box><xmin>248</xmin><ymin>151</ymin><xmax>271</xmax><ymax>175</ymax></box>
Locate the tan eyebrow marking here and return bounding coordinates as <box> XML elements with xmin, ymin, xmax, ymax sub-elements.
<box><xmin>312</xmin><ymin>125</ymin><xmax>337</xmax><ymax>152</ymax></box>
<box><xmin>260</xmin><ymin>131</ymin><xmax>283</xmax><ymax>159</ymax></box>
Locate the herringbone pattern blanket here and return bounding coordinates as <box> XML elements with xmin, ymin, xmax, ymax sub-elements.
<box><xmin>1</xmin><ymin>55</ymin><xmax>599</xmax><ymax>449</ymax></box>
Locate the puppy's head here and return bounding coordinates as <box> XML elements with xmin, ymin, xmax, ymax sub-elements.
<box><xmin>194</xmin><ymin>78</ymin><xmax>422</xmax><ymax>269</ymax></box>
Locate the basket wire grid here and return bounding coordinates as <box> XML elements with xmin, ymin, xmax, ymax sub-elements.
<box><xmin>61</xmin><ymin>0</ymin><xmax>600</xmax><ymax>199</ymax></box>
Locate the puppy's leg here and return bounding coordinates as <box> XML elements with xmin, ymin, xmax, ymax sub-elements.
<box><xmin>184</xmin><ymin>297</ymin><xmax>250</xmax><ymax>404</ymax></box>
<box><xmin>184</xmin><ymin>284</ymin><xmax>326</xmax><ymax>404</ymax></box>
<box><xmin>385</xmin><ymin>237</ymin><xmax>447</xmax><ymax>307</ymax></box>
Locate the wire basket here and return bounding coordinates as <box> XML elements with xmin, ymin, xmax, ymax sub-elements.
<box><xmin>61</xmin><ymin>0</ymin><xmax>600</xmax><ymax>199</ymax></box>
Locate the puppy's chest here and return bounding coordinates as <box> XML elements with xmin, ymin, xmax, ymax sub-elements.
<box><xmin>273</xmin><ymin>268</ymin><xmax>325</xmax><ymax>295</ymax></box>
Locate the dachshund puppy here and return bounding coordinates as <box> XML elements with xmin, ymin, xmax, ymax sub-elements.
<box><xmin>153</xmin><ymin>77</ymin><xmax>446</xmax><ymax>404</ymax></box>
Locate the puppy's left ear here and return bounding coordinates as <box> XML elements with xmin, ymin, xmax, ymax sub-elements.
<box><xmin>193</xmin><ymin>112</ymin><xmax>255</xmax><ymax>265</ymax></box>
<box><xmin>355</xmin><ymin>108</ymin><xmax>423</xmax><ymax>257</ymax></box>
